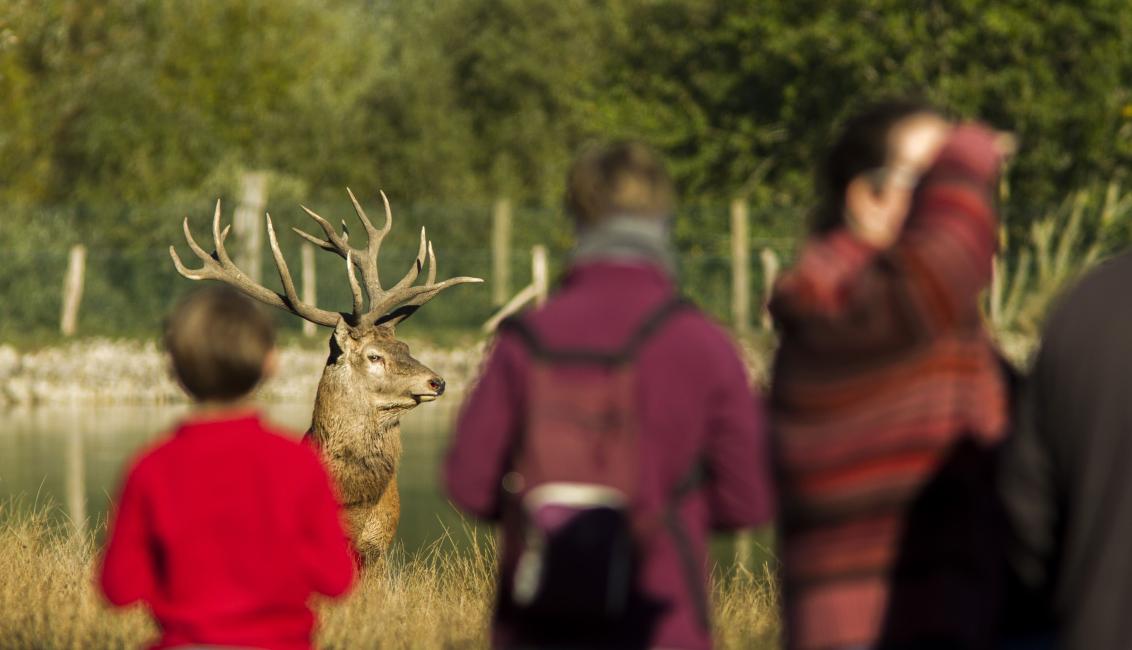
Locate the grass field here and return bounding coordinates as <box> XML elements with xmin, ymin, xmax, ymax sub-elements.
<box><xmin>0</xmin><ymin>505</ymin><xmax>779</xmax><ymax>649</ymax></box>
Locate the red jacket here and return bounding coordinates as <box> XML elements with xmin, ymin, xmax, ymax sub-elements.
<box><xmin>445</xmin><ymin>262</ymin><xmax>775</xmax><ymax>650</ymax></box>
<box><xmin>100</xmin><ymin>413</ymin><xmax>355</xmax><ymax>650</ymax></box>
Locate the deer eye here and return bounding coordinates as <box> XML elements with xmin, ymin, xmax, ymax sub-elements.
<box><xmin>366</xmin><ymin>352</ymin><xmax>383</xmax><ymax>363</ymax></box>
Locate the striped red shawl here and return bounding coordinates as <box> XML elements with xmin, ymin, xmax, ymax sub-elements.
<box><xmin>769</xmin><ymin>125</ymin><xmax>1010</xmax><ymax>650</ymax></box>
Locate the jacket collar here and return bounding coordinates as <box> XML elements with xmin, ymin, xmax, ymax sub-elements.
<box><xmin>560</xmin><ymin>259</ymin><xmax>674</xmax><ymax>291</ymax></box>
<box><xmin>175</xmin><ymin>411</ymin><xmax>261</xmax><ymax>436</ymax></box>
<box><xmin>570</xmin><ymin>215</ymin><xmax>677</xmax><ymax>277</ymax></box>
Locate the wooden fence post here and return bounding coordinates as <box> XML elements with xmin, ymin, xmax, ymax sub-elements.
<box><xmin>301</xmin><ymin>242</ymin><xmax>317</xmax><ymax>337</ymax></box>
<box><xmin>492</xmin><ymin>198</ymin><xmax>513</xmax><ymax>306</ymax></box>
<box><xmin>532</xmin><ymin>245</ymin><xmax>548</xmax><ymax>307</ymax></box>
<box><xmin>483</xmin><ymin>244</ymin><xmax>548</xmax><ymax>333</ymax></box>
<box><xmin>759</xmin><ymin>247</ymin><xmax>780</xmax><ymax>330</ymax></box>
<box><xmin>735</xmin><ymin>529</ymin><xmax>753</xmax><ymax>568</ymax></box>
<box><xmin>233</xmin><ymin>171</ymin><xmax>269</xmax><ymax>284</ymax></box>
<box><xmin>731</xmin><ymin>199</ymin><xmax>751</xmax><ymax>337</ymax></box>
<box><xmin>60</xmin><ymin>244</ymin><xmax>86</xmax><ymax>336</ymax></box>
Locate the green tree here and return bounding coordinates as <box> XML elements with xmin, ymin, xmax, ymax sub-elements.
<box><xmin>594</xmin><ymin>0</ymin><xmax>1132</xmax><ymax>219</ymax></box>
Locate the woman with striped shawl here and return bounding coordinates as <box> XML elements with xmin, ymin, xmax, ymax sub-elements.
<box><xmin>769</xmin><ymin>102</ymin><xmax>1014</xmax><ymax>650</ymax></box>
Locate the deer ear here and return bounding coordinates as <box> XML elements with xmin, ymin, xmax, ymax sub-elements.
<box><xmin>327</xmin><ymin>319</ymin><xmax>353</xmax><ymax>366</ymax></box>
<box><xmin>332</xmin><ymin>319</ymin><xmax>353</xmax><ymax>350</ymax></box>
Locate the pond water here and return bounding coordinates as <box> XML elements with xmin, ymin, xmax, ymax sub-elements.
<box><xmin>0</xmin><ymin>398</ymin><xmax>772</xmax><ymax>565</ymax></box>
<box><xmin>0</xmin><ymin>397</ymin><xmax>470</xmax><ymax>553</ymax></box>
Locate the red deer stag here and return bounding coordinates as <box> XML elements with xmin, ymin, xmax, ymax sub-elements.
<box><xmin>170</xmin><ymin>190</ymin><xmax>482</xmax><ymax>563</ymax></box>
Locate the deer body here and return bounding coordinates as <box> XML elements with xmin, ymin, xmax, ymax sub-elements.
<box><xmin>307</xmin><ymin>323</ymin><xmax>444</xmax><ymax>560</ymax></box>
<box><xmin>310</xmin><ymin>400</ymin><xmax>403</xmax><ymax>558</ymax></box>
<box><xmin>171</xmin><ymin>190</ymin><xmax>479</xmax><ymax>564</ymax></box>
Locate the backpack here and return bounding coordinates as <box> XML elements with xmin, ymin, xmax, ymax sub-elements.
<box><xmin>498</xmin><ymin>296</ymin><xmax>707</xmax><ymax>628</ymax></box>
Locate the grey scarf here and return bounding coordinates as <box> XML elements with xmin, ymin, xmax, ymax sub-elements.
<box><xmin>570</xmin><ymin>216</ymin><xmax>677</xmax><ymax>277</ymax></box>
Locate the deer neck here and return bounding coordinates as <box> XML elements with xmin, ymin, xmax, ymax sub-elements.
<box><xmin>308</xmin><ymin>369</ymin><xmax>405</xmax><ymax>464</ymax></box>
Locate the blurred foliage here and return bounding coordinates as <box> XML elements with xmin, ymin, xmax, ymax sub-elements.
<box><xmin>0</xmin><ymin>0</ymin><xmax>1130</xmax><ymax>340</ymax></box>
<box><xmin>2</xmin><ymin>0</ymin><xmax>1129</xmax><ymax>210</ymax></box>
<box><xmin>990</xmin><ymin>181</ymin><xmax>1132</xmax><ymax>341</ymax></box>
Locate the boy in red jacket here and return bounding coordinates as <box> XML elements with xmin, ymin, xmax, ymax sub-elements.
<box><xmin>100</xmin><ymin>286</ymin><xmax>356</xmax><ymax>650</ymax></box>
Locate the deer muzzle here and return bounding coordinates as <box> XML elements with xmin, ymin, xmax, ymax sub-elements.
<box><xmin>413</xmin><ymin>376</ymin><xmax>446</xmax><ymax>402</ymax></box>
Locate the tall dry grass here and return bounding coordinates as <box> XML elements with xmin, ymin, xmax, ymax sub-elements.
<box><xmin>0</xmin><ymin>506</ymin><xmax>154</xmax><ymax>648</ymax></box>
<box><xmin>317</xmin><ymin>524</ymin><xmax>497</xmax><ymax>649</ymax></box>
<box><xmin>0</xmin><ymin>505</ymin><xmax>778</xmax><ymax>649</ymax></box>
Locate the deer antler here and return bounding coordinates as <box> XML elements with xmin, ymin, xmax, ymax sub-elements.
<box><xmin>366</xmin><ymin>233</ymin><xmax>482</xmax><ymax>328</ymax></box>
<box><xmin>170</xmin><ymin>199</ymin><xmax>342</xmax><ymax>327</ymax></box>
<box><xmin>292</xmin><ymin>187</ymin><xmax>390</xmax><ymax>303</ymax></box>
<box><xmin>170</xmin><ymin>190</ymin><xmax>482</xmax><ymax>330</ymax></box>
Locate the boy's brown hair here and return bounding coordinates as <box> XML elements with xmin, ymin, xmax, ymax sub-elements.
<box><xmin>564</xmin><ymin>141</ymin><xmax>675</xmax><ymax>227</ymax></box>
<box><xmin>165</xmin><ymin>285</ymin><xmax>276</xmax><ymax>401</ymax></box>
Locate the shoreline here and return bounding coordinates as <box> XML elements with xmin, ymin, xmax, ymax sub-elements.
<box><xmin>0</xmin><ymin>336</ymin><xmax>775</xmax><ymax>407</ymax></box>
<box><xmin>0</xmin><ymin>339</ymin><xmax>489</xmax><ymax>407</ymax></box>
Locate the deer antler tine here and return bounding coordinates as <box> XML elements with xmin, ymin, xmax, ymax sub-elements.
<box><xmin>425</xmin><ymin>241</ymin><xmax>437</xmax><ymax>285</ymax></box>
<box><xmin>292</xmin><ymin>227</ymin><xmax>336</xmax><ymax>253</ymax></box>
<box><xmin>182</xmin><ymin>217</ymin><xmax>212</xmax><ymax>262</ymax></box>
<box><xmin>387</xmin><ymin>227</ymin><xmax>428</xmax><ymax>294</ymax></box>
<box><xmin>169</xmin><ymin>246</ymin><xmax>211</xmax><ymax>280</ymax></box>
<box><xmin>378</xmin><ymin>190</ymin><xmax>393</xmax><ymax>235</ymax></box>
<box><xmin>211</xmin><ymin>199</ymin><xmax>236</xmax><ymax>266</ymax></box>
<box><xmin>300</xmin><ymin>205</ymin><xmax>344</xmax><ymax>251</ymax></box>
<box><xmin>266</xmin><ymin>214</ymin><xmax>341</xmax><ymax>327</ymax></box>
<box><xmin>378</xmin><ymin>275</ymin><xmax>485</xmax><ymax>323</ymax></box>
<box><xmin>265</xmin><ymin>215</ymin><xmax>302</xmax><ymax>305</ymax></box>
<box><xmin>348</xmin><ymin>189</ymin><xmax>387</xmax><ymax>299</ymax></box>
<box><xmin>416</xmin><ymin>275</ymin><xmax>485</xmax><ymax>295</ymax></box>
<box><xmin>220</xmin><ymin>224</ymin><xmax>232</xmax><ymax>244</ymax></box>
<box><xmin>346</xmin><ymin>187</ymin><xmax>381</xmax><ymax>238</ymax></box>
<box><xmin>265</xmin><ymin>214</ymin><xmax>290</xmax><ymax>278</ymax></box>
<box><xmin>300</xmin><ymin>204</ymin><xmax>328</xmax><ymax>225</ymax></box>
<box><xmin>341</xmin><ymin>220</ymin><xmax>350</xmax><ymax>243</ymax></box>
<box><xmin>346</xmin><ymin>251</ymin><xmax>365</xmax><ymax>315</ymax></box>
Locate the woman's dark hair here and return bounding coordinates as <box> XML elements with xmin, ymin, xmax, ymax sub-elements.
<box><xmin>811</xmin><ymin>99</ymin><xmax>942</xmax><ymax>234</ymax></box>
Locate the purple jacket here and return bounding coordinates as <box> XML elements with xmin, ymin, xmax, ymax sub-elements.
<box><xmin>445</xmin><ymin>261</ymin><xmax>775</xmax><ymax>650</ymax></box>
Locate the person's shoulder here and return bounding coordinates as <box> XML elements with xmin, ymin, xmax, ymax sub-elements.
<box><xmin>269</xmin><ymin>428</ymin><xmax>335</xmax><ymax>484</ymax></box>
<box><xmin>122</xmin><ymin>432</ymin><xmax>178</xmax><ymax>484</ymax></box>
<box><xmin>664</xmin><ymin>303</ymin><xmax>736</xmax><ymax>351</ymax></box>
<box><xmin>510</xmin><ymin>290</ymin><xmax>575</xmax><ymax>333</ymax></box>
<box><xmin>1065</xmin><ymin>251</ymin><xmax>1132</xmax><ymax>299</ymax></box>
<box><xmin>255</xmin><ymin>421</ymin><xmax>313</xmax><ymax>452</ymax></box>
<box><xmin>645</xmin><ymin>302</ymin><xmax>749</xmax><ymax>372</ymax></box>
<box><xmin>1047</xmin><ymin>252</ymin><xmax>1132</xmax><ymax>334</ymax></box>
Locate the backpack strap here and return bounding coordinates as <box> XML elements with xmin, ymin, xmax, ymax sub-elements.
<box><xmin>670</xmin><ymin>460</ymin><xmax>709</xmax><ymax>501</ymax></box>
<box><xmin>619</xmin><ymin>296</ymin><xmax>693</xmax><ymax>361</ymax></box>
<box><xmin>665</xmin><ymin>460</ymin><xmax>712</xmax><ymax>631</ymax></box>
<box><xmin>499</xmin><ymin>295</ymin><xmax>692</xmax><ymax>366</ymax></box>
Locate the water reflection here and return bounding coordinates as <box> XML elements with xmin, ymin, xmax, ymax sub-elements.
<box><xmin>0</xmin><ymin>397</ymin><xmax>475</xmax><ymax>552</ymax></box>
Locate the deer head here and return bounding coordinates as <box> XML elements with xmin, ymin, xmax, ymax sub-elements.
<box><xmin>322</xmin><ymin>319</ymin><xmax>446</xmax><ymax>415</ymax></box>
<box><xmin>169</xmin><ymin>189</ymin><xmax>481</xmax><ymax>427</ymax></box>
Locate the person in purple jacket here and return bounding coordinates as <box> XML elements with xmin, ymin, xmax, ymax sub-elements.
<box><xmin>444</xmin><ymin>141</ymin><xmax>775</xmax><ymax>650</ymax></box>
